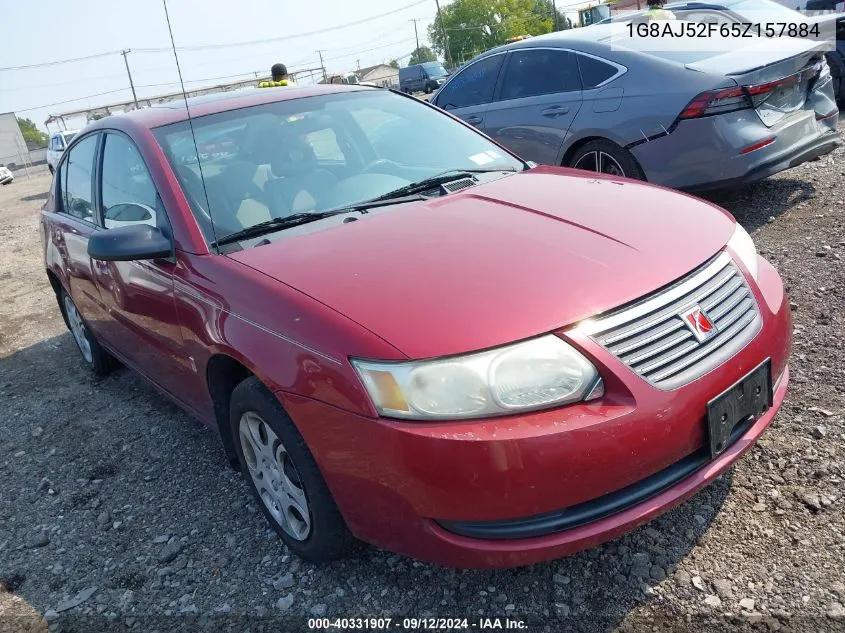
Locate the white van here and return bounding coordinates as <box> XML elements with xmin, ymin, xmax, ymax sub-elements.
<box><xmin>46</xmin><ymin>130</ymin><xmax>80</xmax><ymax>174</ymax></box>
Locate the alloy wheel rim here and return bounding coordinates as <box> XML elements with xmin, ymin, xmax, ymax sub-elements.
<box><xmin>63</xmin><ymin>295</ymin><xmax>93</xmax><ymax>363</ymax></box>
<box><xmin>238</xmin><ymin>411</ymin><xmax>311</xmax><ymax>541</ymax></box>
<box><xmin>573</xmin><ymin>151</ymin><xmax>625</xmax><ymax>177</ymax></box>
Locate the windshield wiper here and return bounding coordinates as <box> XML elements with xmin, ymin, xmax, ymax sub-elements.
<box><xmin>212</xmin><ymin>211</ymin><xmax>346</xmax><ymax>247</ymax></box>
<box><xmin>212</xmin><ymin>195</ymin><xmax>428</xmax><ymax>247</ymax></box>
<box><xmin>371</xmin><ymin>168</ymin><xmax>519</xmax><ymax>202</ymax></box>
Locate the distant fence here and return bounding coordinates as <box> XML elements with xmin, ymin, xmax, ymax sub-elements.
<box><xmin>1</xmin><ymin>146</ymin><xmax>47</xmax><ymax>172</ymax></box>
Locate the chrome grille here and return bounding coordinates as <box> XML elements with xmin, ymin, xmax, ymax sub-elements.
<box><xmin>580</xmin><ymin>253</ymin><xmax>762</xmax><ymax>390</ymax></box>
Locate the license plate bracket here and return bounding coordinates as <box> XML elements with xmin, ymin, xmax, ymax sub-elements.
<box><xmin>706</xmin><ymin>359</ymin><xmax>773</xmax><ymax>459</ymax></box>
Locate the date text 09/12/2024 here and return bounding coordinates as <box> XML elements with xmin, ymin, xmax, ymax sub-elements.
<box><xmin>307</xmin><ymin>618</ymin><xmax>528</xmax><ymax>630</ymax></box>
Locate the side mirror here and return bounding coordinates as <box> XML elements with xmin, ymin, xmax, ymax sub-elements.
<box><xmin>88</xmin><ymin>224</ymin><xmax>173</xmax><ymax>262</ymax></box>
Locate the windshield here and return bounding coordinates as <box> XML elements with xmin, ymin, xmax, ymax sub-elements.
<box><xmin>422</xmin><ymin>62</ymin><xmax>448</xmax><ymax>77</ymax></box>
<box><xmin>153</xmin><ymin>90</ymin><xmax>522</xmax><ymax>244</ymax></box>
<box><xmin>62</xmin><ymin>132</ymin><xmax>77</xmax><ymax>144</ymax></box>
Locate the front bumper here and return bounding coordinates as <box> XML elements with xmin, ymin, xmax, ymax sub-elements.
<box><xmin>277</xmin><ymin>255</ymin><xmax>792</xmax><ymax>568</ymax></box>
<box><xmin>0</xmin><ymin>174</ymin><xmax>12</xmax><ymax>185</ymax></box>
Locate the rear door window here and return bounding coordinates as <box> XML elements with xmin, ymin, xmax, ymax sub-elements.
<box><xmin>498</xmin><ymin>49</ymin><xmax>581</xmax><ymax>101</ymax></box>
<box><xmin>436</xmin><ymin>54</ymin><xmax>504</xmax><ymax>109</ymax></box>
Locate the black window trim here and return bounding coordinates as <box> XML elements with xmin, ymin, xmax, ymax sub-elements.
<box><xmin>432</xmin><ymin>50</ymin><xmax>508</xmax><ymax>110</ymax></box>
<box><xmin>55</xmin><ymin>131</ymin><xmax>102</xmax><ymax>228</ymax></box>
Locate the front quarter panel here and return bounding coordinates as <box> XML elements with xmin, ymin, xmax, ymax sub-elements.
<box><xmin>172</xmin><ymin>252</ymin><xmax>407</xmax><ymax>422</ymax></box>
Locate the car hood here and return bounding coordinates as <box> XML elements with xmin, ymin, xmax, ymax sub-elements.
<box><xmin>229</xmin><ymin>168</ymin><xmax>736</xmax><ymax>359</ymax></box>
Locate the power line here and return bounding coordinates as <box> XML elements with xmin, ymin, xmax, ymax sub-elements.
<box><xmin>323</xmin><ymin>38</ymin><xmax>416</xmax><ymax>62</ymax></box>
<box><xmin>135</xmin><ymin>0</ymin><xmax>430</xmax><ymax>53</ymax></box>
<box><xmin>0</xmin><ymin>0</ymin><xmax>429</xmax><ymax>72</ymax></box>
<box><xmin>0</xmin><ymin>50</ymin><xmax>122</xmax><ymax>73</ymax></box>
<box><xmin>15</xmin><ymin>89</ymin><xmax>132</xmax><ymax>113</ymax></box>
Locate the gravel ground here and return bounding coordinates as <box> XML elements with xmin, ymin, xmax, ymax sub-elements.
<box><xmin>0</xmin><ymin>139</ymin><xmax>843</xmax><ymax>633</ymax></box>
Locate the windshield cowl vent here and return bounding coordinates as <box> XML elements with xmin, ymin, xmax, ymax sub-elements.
<box><xmin>440</xmin><ymin>177</ymin><xmax>478</xmax><ymax>195</ymax></box>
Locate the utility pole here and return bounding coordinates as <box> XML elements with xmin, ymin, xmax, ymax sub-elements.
<box><xmin>317</xmin><ymin>50</ymin><xmax>327</xmax><ymax>82</ymax></box>
<box><xmin>434</xmin><ymin>0</ymin><xmax>454</xmax><ymax>69</ymax></box>
<box><xmin>357</xmin><ymin>59</ymin><xmax>361</xmax><ymax>70</ymax></box>
<box><xmin>552</xmin><ymin>0</ymin><xmax>559</xmax><ymax>31</ymax></box>
<box><xmin>411</xmin><ymin>18</ymin><xmax>421</xmax><ymax>53</ymax></box>
<box><xmin>121</xmin><ymin>49</ymin><xmax>140</xmax><ymax>110</ymax></box>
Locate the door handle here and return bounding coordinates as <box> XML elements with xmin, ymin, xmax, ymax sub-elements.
<box><xmin>541</xmin><ymin>106</ymin><xmax>570</xmax><ymax>117</ymax></box>
<box><xmin>465</xmin><ymin>115</ymin><xmax>483</xmax><ymax>125</ymax></box>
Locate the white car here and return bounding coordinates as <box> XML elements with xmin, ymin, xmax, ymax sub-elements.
<box><xmin>0</xmin><ymin>165</ymin><xmax>13</xmax><ymax>185</ymax></box>
<box><xmin>46</xmin><ymin>130</ymin><xmax>79</xmax><ymax>174</ymax></box>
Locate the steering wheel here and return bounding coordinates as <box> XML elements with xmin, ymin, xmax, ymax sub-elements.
<box><xmin>360</xmin><ymin>158</ymin><xmax>403</xmax><ymax>175</ymax></box>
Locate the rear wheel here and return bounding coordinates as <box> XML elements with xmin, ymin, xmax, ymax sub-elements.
<box><xmin>49</xmin><ymin>164</ymin><xmax>54</xmax><ymax>176</ymax></box>
<box><xmin>230</xmin><ymin>377</ymin><xmax>358</xmax><ymax>561</ymax></box>
<box><xmin>569</xmin><ymin>140</ymin><xmax>645</xmax><ymax>181</ymax></box>
<box><xmin>60</xmin><ymin>289</ymin><xmax>117</xmax><ymax>376</ymax></box>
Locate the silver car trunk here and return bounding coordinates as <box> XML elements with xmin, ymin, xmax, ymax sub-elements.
<box><xmin>685</xmin><ymin>38</ymin><xmax>829</xmax><ymax>126</ymax></box>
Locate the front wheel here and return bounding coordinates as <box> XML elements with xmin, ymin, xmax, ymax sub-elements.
<box><xmin>230</xmin><ymin>377</ymin><xmax>358</xmax><ymax>561</ymax></box>
<box><xmin>60</xmin><ymin>289</ymin><xmax>117</xmax><ymax>376</ymax></box>
<box><xmin>568</xmin><ymin>140</ymin><xmax>645</xmax><ymax>181</ymax></box>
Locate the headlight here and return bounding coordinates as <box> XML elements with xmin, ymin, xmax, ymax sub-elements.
<box><xmin>727</xmin><ymin>223</ymin><xmax>758</xmax><ymax>281</ymax></box>
<box><xmin>351</xmin><ymin>335</ymin><xmax>602</xmax><ymax>420</ymax></box>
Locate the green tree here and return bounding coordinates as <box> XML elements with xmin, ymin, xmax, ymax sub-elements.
<box><xmin>428</xmin><ymin>0</ymin><xmax>555</xmax><ymax>64</ymax></box>
<box><xmin>17</xmin><ymin>117</ymin><xmax>48</xmax><ymax>149</ymax></box>
<box><xmin>408</xmin><ymin>46</ymin><xmax>437</xmax><ymax>65</ymax></box>
<box><xmin>389</xmin><ymin>59</ymin><xmax>400</xmax><ymax>69</ymax></box>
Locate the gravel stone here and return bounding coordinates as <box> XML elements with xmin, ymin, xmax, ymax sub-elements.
<box><xmin>712</xmin><ymin>579</ymin><xmax>734</xmax><ymax>599</ymax></box>
<box><xmin>740</xmin><ymin>598</ymin><xmax>756</xmax><ymax>611</ymax></box>
<box><xmin>26</xmin><ymin>531</ymin><xmax>50</xmax><ymax>549</ymax></box>
<box><xmin>273</xmin><ymin>572</ymin><xmax>295</xmax><ymax>590</ymax></box>
<box><xmin>704</xmin><ymin>595</ymin><xmax>722</xmax><ymax>608</ymax></box>
<box><xmin>276</xmin><ymin>594</ymin><xmax>294</xmax><ymax>612</ymax></box>
<box><xmin>157</xmin><ymin>542</ymin><xmax>183</xmax><ymax>564</ymax></box>
<box><xmin>828</xmin><ymin>603</ymin><xmax>845</xmax><ymax>620</ymax></box>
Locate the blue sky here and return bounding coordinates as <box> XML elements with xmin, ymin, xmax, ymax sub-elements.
<box><xmin>0</xmin><ymin>0</ymin><xmax>437</xmax><ymax>129</ymax></box>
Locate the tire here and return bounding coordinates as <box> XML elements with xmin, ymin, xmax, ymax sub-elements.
<box><xmin>59</xmin><ymin>288</ymin><xmax>117</xmax><ymax>376</ymax></box>
<box><xmin>230</xmin><ymin>376</ymin><xmax>358</xmax><ymax>561</ymax></box>
<box><xmin>568</xmin><ymin>139</ymin><xmax>645</xmax><ymax>181</ymax></box>
<box><xmin>424</xmin><ymin>84</ymin><xmax>433</xmax><ymax>94</ymax></box>
<box><xmin>49</xmin><ymin>165</ymin><xmax>55</xmax><ymax>176</ymax></box>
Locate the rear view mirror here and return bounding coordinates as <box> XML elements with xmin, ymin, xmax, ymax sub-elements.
<box><xmin>88</xmin><ymin>224</ymin><xmax>173</xmax><ymax>262</ymax></box>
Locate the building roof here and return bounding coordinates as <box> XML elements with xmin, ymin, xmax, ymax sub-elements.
<box><xmin>354</xmin><ymin>64</ymin><xmax>397</xmax><ymax>79</ymax></box>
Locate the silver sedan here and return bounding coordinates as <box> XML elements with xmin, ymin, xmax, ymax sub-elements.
<box><xmin>430</xmin><ymin>24</ymin><xmax>840</xmax><ymax>191</ymax></box>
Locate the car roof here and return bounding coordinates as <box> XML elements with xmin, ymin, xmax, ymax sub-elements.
<box><xmin>471</xmin><ymin>25</ymin><xmax>621</xmax><ymax>58</ymax></box>
<box><xmin>88</xmin><ymin>84</ymin><xmax>380</xmax><ymax>131</ymax></box>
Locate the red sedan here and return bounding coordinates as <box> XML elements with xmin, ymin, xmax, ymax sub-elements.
<box><xmin>41</xmin><ymin>85</ymin><xmax>791</xmax><ymax>568</ymax></box>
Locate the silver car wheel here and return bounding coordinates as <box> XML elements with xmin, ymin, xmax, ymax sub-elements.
<box><xmin>63</xmin><ymin>293</ymin><xmax>93</xmax><ymax>364</ymax></box>
<box><xmin>573</xmin><ymin>151</ymin><xmax>625</xmax><ymax>177</ymax></box>
<box><xmin>239</xmin><ymin>411</ymin><xmax>312</xmax><ymax>541</ymax></box>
